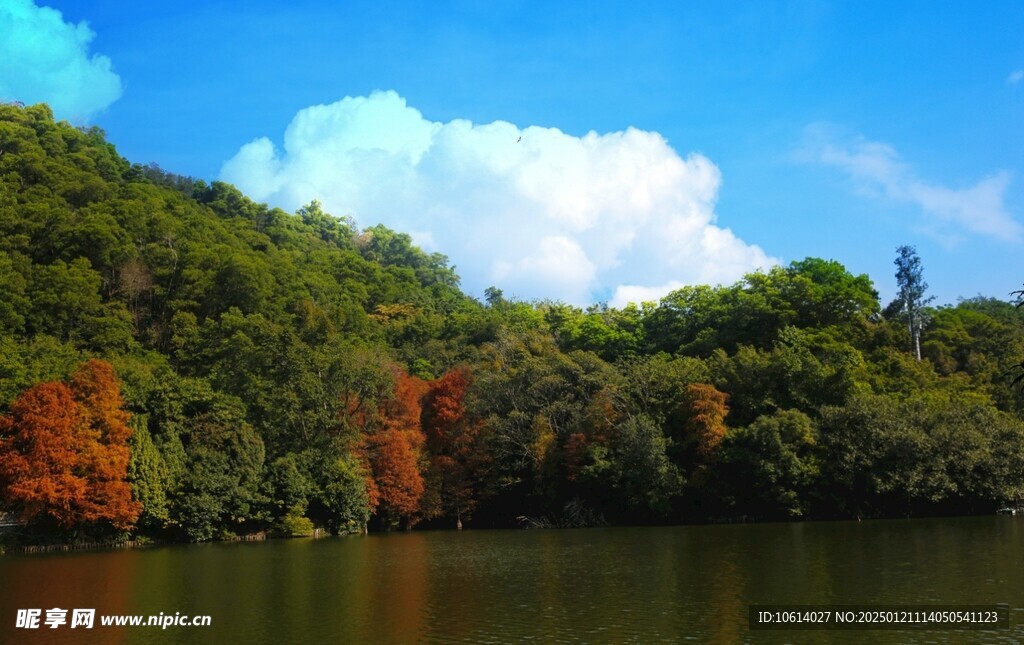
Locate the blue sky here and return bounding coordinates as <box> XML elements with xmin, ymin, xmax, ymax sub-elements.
<box><xmin>3</xmin><ymin>0</ymin><xmax>1022</xmax><ymax>307</ymax></box>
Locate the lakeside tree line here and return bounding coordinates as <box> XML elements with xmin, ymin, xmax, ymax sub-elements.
<box><xmin>2</xmin><ymin>103</ymin><xmax>1024</xmax><ymax>543</ymax></box>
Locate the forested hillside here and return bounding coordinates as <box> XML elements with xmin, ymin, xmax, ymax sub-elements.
<box><xmin>2</xmin><ymin>102</ymin><xmax>1024</xmax><ymax>543</ymax></box>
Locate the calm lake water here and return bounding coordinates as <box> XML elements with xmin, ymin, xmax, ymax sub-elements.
<box><xmin>2</xmin><ymin>516</ymin><xmax>1023</xmax><ymax>644</ymax></box>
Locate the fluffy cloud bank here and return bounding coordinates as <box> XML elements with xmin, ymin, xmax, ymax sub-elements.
<box><xmin>222</xmin><ymin>91</ymin><xmax>775</xmax><ymax>305</ymax></box>
<box><xmin>802</xmin><ymin>126</ymin><xmax>1022</xmax><ymax>243</ymax></box>
<box><xmin>0</xmin><ymin>0</ymin><xmax>122</xmax><ymax>121</ymax></box>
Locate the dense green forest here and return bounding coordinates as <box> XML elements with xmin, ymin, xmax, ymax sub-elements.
<box><xmin>2</xmin><ymin>102</ymin><xmax>1024</xmax><ymax>544</ymax></box>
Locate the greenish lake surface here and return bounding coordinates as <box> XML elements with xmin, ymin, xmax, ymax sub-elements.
<box><xmin>2</xmin><ymin>516</ymin><xmax>1023</xmax><ymax>643</ymax></box>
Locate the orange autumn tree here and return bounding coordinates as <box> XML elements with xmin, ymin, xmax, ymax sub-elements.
<box><xmin>0</xmin><ymin>382</ymin><xmax>88</xmax><ymax>528</ymax></box>
<box><xmin>0</xmin><ymin>360</ymin><xmax>140</xmax><ymax>531</ymax></box>
<box><xmin>366</xmin><ymin>428</ymin><xmax>424</xmax><ymax>527</ymax></box>
<box><xmin>70</xmin><ymin>359</ymin><xmax>142</xmax><ymax>529</ymax></box>
<box><xmin>683</xmin><ymin>383</ymin><xmax>730</xmax><ymax>459</ymax></box>
<box><xmin>358</xmin><ymin>368</ymin><xmax>428</xmax><ymax>530</ymax></box>
<box><xmin>421</xmin><ymin>367</ymin><xmax>488</xmax><ymax>527</ymax></box>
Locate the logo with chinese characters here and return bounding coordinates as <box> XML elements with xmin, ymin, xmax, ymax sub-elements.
<box><xmin>16</xmin><ymin>608</ymin><xmax>95</xmax><ymax>629</ymax></box>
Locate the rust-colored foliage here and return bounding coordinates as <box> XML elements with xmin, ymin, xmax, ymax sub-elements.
<box><xmin>0</xmin><ymin>360</ymin><xmax>140</xmax><ymax>530</ymax></box>
<box><xmin>684</xmin><ymin>383</ymin><xmax>729</xmax><ymax>457</ymax></box>
<box><xmin>0</xmin><ymin>382</ymin><xmax>88</xmax><ymax>528</ymax></box>
<box><xmin>421</xmin><ymin>368</ymin><xmax>487</xmax><ymax>523</ymax></box>
<box><xmin>366</xmin><ymin>428</ymin><xmax>425</xmax><ymax>520</ymax></box>
<box><xmin>70</xmin><ymin>360</ymin><xmax>142</xmax><ymax>529</ymax></box>
<box><xmin>355</xmin><ymin>368</ymin><xmax>429</xmax><ymax>526</ymax></box>
<box><xmin>422</xmin><ymin>368</ymin><xmax>470</xmax><ymax>445</ymax></box>
<box><xmin>383</xmin><ymin>368</ymin><xmax>429</xmax><ymax>437</ymax></box>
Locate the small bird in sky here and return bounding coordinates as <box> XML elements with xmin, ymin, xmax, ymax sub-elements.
<box><xmin>517</xmin><ymin>136</ymin><xmax>521</xmax><ymax>143</ymax></box>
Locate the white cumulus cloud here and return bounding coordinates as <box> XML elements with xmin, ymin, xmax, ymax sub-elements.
<box><xmin>610</xmin><ymin>281</ymin><xmax>685</xmax><ymax>309</ymax></box>
<box><xmin>801</xmin><ymin>125</ymin><xmax>1022</xmax><ymax>243</ymax></box>
<box><xmin>222</xmin><ymin>90</ymin><xmax>776</xmax><ymax>305</ymax></box>
<box><xmin>0</xmin><ymin>0</ymin><xmax>122</xmax><ymax>121</ymax></box>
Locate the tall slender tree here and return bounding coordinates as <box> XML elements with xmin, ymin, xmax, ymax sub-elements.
<box><xmin>421</xmin><ymin>367</ymin><xmax>488</xmax><ymax>528</ymax></box>
<box><xmin>683</xmin><ymin>383</ymin><xmax>730</xmax><ymax>459</ymax></box>
<box><xmin>894</xmin><ymin>245</ymin><xmax>935</xmax><ymax>361</ymax></box>
<box><xmin>357</xmin><ymin>369</ymin><xmax>428</xmax><ymax>530</ymax></box>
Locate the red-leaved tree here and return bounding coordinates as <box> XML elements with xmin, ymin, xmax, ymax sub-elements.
<box><xmin>421</xmin><ymin>367</ymin><xmax>488</xmax><ymax>527</ymax></box>
<box><xmin>365</xmin><ymin>428</ymin><xmax>424</xmax><ymax>525</ymax></box>
<box><xmin>357</xmin><ymin>368</ymin><xmax>428</xmax><ymax>529</ymax></box>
